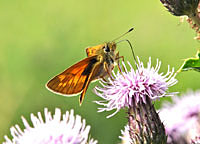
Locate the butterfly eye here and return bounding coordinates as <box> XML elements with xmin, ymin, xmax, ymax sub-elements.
<box><xmin>104</xmin><ymin>45</ymin><xmax>110</xmax><ymax>52</ymax></box>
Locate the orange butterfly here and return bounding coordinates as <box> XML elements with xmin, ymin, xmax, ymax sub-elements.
<box><xmin>46</xmin><ymin>28</ymin><xmax>134</xmax><ymax>104</ymax></box>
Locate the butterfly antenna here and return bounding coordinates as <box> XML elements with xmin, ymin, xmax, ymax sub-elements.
<box><xmin>116</xmin><ymin>39</ymin><xmax>138</xmax><ymax>68</ymax></box>
<box><xmin>112</xmin><ymin>27</ymin><xmax>134</xmax><ymax>42</ymax></box>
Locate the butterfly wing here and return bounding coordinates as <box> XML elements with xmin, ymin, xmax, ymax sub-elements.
<box><xmin>46</xmin><ymin>55</ymin><xmax>100</xmax><ymax>97</ymax></box>
<box><xmin>86</xmin><ymin>44</ymin><xmax>104</xmax><ymax>57</ymax></box>
<box><xmin>79</xmin><ymin>60</ymin><xmax>103</xmax><ymax>104</ymax></box>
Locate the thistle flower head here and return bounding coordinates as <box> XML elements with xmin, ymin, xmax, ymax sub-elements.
<box><xmin>159</xmin><ymin>90</ymin><xmax>200</xmax><ymax>143</ymax></box>
<box><xmin>160</xmin><ymin>0</ymin><xmax>200</xmax><ymax>16</ymax></box>
<box><xmin>95</xmin><ymin>57</ymin><xmax>177</xmax><ymax>118</ymax></box>
<box><xmin>3</xmin><ymin>108</ymin><xmax>97</xmax><ymax>144</ymax></box>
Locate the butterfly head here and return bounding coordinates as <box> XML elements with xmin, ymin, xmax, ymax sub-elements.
<box><xmin>103</xmin><ymin>42</ymin><xmax>116</xmax><ymax>53</ymax></box>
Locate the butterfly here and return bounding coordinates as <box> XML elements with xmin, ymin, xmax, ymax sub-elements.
<box><xmin>46</xmin><ymin>28</ymin><xmax>134</xmax><ymax>104</ymax></box>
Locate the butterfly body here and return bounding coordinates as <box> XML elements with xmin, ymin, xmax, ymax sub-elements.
<box><xmin>87</xmin><ymin>42</ymin><xmax>117</xmax><ymax>80</ymax></box>
<box><xmin>46</xmin><ymin>42</ymin><xmax>118</xmax><ymax>104</ymax></box>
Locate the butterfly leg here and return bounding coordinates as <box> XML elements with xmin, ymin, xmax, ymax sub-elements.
<box><xmin>104</xmin><ymin>62</ymin><xmax>114</xmax><ymax>81</ymax></box>
<box><xmin>116</xmin><ymin>51</ymin><xmax>124</xmax><ymax>62</ymax></box>
<box><xmin>101</xmin><ymin>77</ymin><xmax>108</xmax><ymax>82</ymax></box>
<box><xmin>115</xmin><ymin>52</ymin><xmax>126</xmax><ymax>73</ymax></box>
<box><xmin>100</xmin><ymin>76</ymin><xmax>112</xmax><ymax>86</ymax></box>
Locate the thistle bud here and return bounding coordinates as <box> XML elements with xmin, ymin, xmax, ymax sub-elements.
<box><xmin>127</xmin><ymin>97</ymin><xmax>167</xmax><ymax>144</ymax></box>
<box><xmin>160</xmin><ymin>0</ymin><xmax>199</xmax><ymax>16</ymax></box>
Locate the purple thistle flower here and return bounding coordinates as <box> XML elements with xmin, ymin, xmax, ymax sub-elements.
<box><xmin>94</xmin><ymin>57</ymin><xmax>177</xmax><ymax>118</ymax></box>
<box><xmin>159</xmin><ymin>90</ymin><xmax>200</xmax><ymax>144</ymax></box>
<box><xmin>191</xmin><ymin>136</ymin><xmax>200</xmax><ymax>144</ymax></box>
<box><xmin>3</xmin><ymin>108</ymin><xmax>97</xmax><ymax>144</ymax></box>
<box><xmin>119</xmin><ymin>124</ymin><xmax>132</xmax><ymax>144</ymax></box>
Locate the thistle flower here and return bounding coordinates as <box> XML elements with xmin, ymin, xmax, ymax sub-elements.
<box><xmin>3</xmin><ymin>108</ymin><xmax>97</xmax><ymax>144</ymax></box>
<box><xmin>191</xmin><ymin>136</ymin><xmax>200</xmax><ymax>144</ymax></box>
<box><xmin>95</xmin><ymin>57</ymin><xmax>176</xmax><ymax>143</ymax></box>
<box><xmin>94</xmin><ymin>57</ymin><xmax>177</xmax><ymax>118</ymax></box>
<box><xmin>159</xmin><ymin>90</ymin><xmax>200</xmax><ymax>143</ymax></box>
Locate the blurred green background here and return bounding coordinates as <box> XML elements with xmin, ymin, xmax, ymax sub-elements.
<box><xmin>0</xmin><ymin>0</ymin><xmax>200</xmax><ymax>143</ymax></box>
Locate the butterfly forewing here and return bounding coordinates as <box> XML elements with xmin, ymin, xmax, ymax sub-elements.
<box><xmin>46</xmin><ymin>55</ymin><xmax>99</xmax><ymax>96</ymax></box>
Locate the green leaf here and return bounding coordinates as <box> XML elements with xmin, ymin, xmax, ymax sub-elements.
<box><xmin>178</xmin><ymin>51</ymin><xmax>200</xmax><ymax>72</ymax></box>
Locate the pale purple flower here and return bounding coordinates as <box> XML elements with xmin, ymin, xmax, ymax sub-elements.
<box><xmin>159</xmin><ymin>90</ymin><xmax>200</xmax><ymax>143</ymax></box>
<box><xmin>3</xmin><ymin>108</ymin><xmax>97</xmax><ymax>144</ymax></box>
<box><xmin>119</xmin><ymin>125</ymin><xmax>132</xmax><ymax>144</ymax></box>
<box><xmin>191</xmin><ymin>136</ymin><xmax>200</xmax><ymax>144</ymax></box>
<box><xmin>94</xmin><ymin>57</ymin><xmax>177</xmax><ymax>118</ymax></box>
